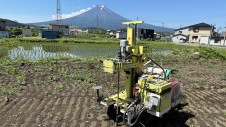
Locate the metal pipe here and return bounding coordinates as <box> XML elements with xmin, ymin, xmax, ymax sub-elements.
<box><xmin>123</xmin><ymin>100</ymin><xmax>138</xmax><ymax>124</ymax></box>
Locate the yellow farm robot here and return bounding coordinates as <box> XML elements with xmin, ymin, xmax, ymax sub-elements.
<box><xmin>100</xmin><ymin>21</ymin><xmax>185</xmax><ymax>126</ymax></box>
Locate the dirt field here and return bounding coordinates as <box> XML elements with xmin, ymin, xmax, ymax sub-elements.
<box><xmin>0</xmin><ymin>58</ymin><xmax>226</xmax><ymax>127</ymax></box>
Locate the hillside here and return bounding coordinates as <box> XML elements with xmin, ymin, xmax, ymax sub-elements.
<box><xmin>0</xmin><ymin>18</ymin><xmax>26</xmax><ymax>28</ymax></box>
<box><xmin>31</xmin><ymin>5</ymin><xmax>174</xmax><ymax>33</ymax></box>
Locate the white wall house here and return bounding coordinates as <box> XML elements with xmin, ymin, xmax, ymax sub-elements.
<box><xmin>172</xmin><ymin>23</ymin><xmax>213</xmax><ymax>44</ymax></box>
<box><xmin>116</xmin><ymin>32</ymin><xmax>126</xmax><ymax>39</ymax></box>
<box><xmin>172</xmin><ymin>27</ymin><xmax>189</xmax><ymax>43</ymax></box>
<box><xmin>210</xmin><ymin>37</ymin><xmax>226</xmax><ymax>46</ymax></box>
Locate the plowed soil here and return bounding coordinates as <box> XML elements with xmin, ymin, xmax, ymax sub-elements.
<box><xmin>0</xmin><ymin>59</ymin><xmax>226</xmax><ymax>127</ymax></box>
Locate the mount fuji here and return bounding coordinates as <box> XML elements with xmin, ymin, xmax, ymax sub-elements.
<box><xmin>32</xmin><ymin>5</ymin><xmax>174</xmax><ymax>33</ymax></box>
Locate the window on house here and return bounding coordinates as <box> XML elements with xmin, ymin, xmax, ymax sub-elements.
<box><xmin>192</xmin><ymin>36</ymin><xmax>198</xmax><ymax>40</ymax></box>
<box><xmin>65</xmin><ymin>26</ymin><xmax>69</xmax><ymax>28</ymax></box>
<box><xmin>178</xmin><ymin>31</ymin><xmax>182</xmax><ymax>34</ymax></box>
<box><xmin>193</xmin><ymin>27</ymin><xmax>199</xmax><ymax>33</ymax></box>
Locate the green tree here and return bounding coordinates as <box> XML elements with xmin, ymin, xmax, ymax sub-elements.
<box><xmin>11</xmin><ymin>27</ymin><xmax>22</xmax><ymax>37</ymax></box>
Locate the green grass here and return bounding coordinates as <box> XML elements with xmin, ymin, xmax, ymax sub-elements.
<box><xmin>0</xmin><ymin>84</ymin><xmax>16</xmax><ymax>99</ymax></box>
<box><xmin>0</xmin><ymin>37</ymin><xmax>226</xmax><ymax>61</ymax></box>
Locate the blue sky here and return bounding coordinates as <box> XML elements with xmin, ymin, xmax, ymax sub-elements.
<box><xmin>1</xmin><ymin>0</ymin><xmax>226</xmax><ymax>29</ymax></box>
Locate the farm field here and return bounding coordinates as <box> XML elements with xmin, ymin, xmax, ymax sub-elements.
<box><xmin>0</xmin><ymin>56</ymin><xmax>225</xmax><ymax>127</ymax></box>
<box><xmin>0</xmin><ymin>38</ymin><xmax>226</xmax><ymax>127</ymax></box>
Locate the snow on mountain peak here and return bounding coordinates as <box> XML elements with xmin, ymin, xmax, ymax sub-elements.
<box><xmin>52</xmin><ymin>7</ymin><xmax>92</xmax><ymax>19</ymax></box>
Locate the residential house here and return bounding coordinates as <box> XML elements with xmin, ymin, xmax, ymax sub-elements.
<box><xmin>49</xmin><ymin>23</ymin><xmax>70</xmax><ymax>36</ymax></box>
<box><xmin>138</xmin><ymin>28</ymin><xmax>155</xmax><ymax>40</ymax></box>
<box><xmin>188</xmin><ymin>23</ymin><xmax>213</xmax><ymax>44</ymax></box>
<box><xmin>106</xmin><ymin>30</ymin><xmax>116</xmax><ymax>38</ymax></box>
<box><xmin>70</xmin><ymin>29</ymin><xmax>88</xmax><ymax>35</ymax></box>
<box><xmin>172</xmin><ymin>27</ymin><xmax>189</xmax><ymax>43</ymax></box>
<box><xmin>172</xmin><ymin>23</ymin><xmax>213</xmax><ymax>44</ymax></box>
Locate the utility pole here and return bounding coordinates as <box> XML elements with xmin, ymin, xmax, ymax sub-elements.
<box><xmin>161</xmin><ymin>22</ymin><xmax>164</xmax><ymax>41</ymax></box>
<box><xmin>96</xmin><ymin>14</ymin><xmax>100</xmax><ymax>34</ymax></box>
<box><xmin>224</xmin><ymin>29</ymin><xmax>226</xmax><ymax>46</ymax></box>
<box><xmin>208</xmin><ymin>24</ymin><xmax>214</xmax><ymax>47</ymax></box>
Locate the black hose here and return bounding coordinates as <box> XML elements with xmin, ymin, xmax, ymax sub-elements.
<box><xmin>126</xmin><ymin>54</ymin><xmax>142</xmax><ymax>59</ymax></box>
<box><xmin>147</xmin><ymin>57</ymin><xmax>167</xmax><ymax>80</ymax></box>
<box><xmin>128</xmin><ymin>108</ymin><xmax>147</xmax><ymax>127</ymax></box>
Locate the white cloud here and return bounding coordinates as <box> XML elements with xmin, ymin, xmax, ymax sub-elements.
<box><xmin>52</xmin><ymin>7</ymin><xmax>92</xmax><ymax>19</ymax></box>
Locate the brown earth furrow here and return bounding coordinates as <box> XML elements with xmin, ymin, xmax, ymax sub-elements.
<box><xmin>89</xmin><ymin>121</ymin><xmax>97</xmax><ymax>127</ymax></box>
<box><xmin>79</xmin><ymin>97</ymin><xmax>89</xmax><ymax>120</ymax></box>
<box><xmin>16</xmin><ymin>98</ymin><xmax>38</xmax><ymax>125</ymax></box>
<box><xmin>70</xmin><ymin>97</ymin><xmax>82</xmax><ymax>127</ymax></box>
<box><xmin>57</xmin><ymin>96</ymin><xmax>72</xmax><ymax>127</ymax></box>
<box><xmin>15</xmin><ymin>98</ymin><xmax>41</xmax><ymax>127</ymax></box>
<box><xmin>200</xmin><ymin>90</ymin><xmax>225</xmax><ymax>103</ymax></box>
<box><xmin>37</xmin><ymin>98</ymin><xmax>56</xmax><ymax>123</ymax></box>
<box><xmin>0</xmin><ymin>97</ymin><xmax>26</xmax><ymax>118</ymax></box>
<box><xmin>68</xmin><ymin>82</ymin><xmax>76</xmax><ymax>93</ymax></box>
<box><xmin>213</xmin><ymin>117</ymin><xmax>226</xmax><ymax>127</ymax></box>
<box><xmin>60</xmin><ymin>97</ymin><xmax>73</xmax><ymax>127</ymax></box>
<box><xmin>10</xmin><ymin>98</ymin><xmax>34</xmax><ymax>124</ymax></box>
<box><xmin>186</xmin><ymin>96</ymin><xmax>216</xmax><ymax>114</ymax></box>
<box><xmin>24</xmin><ymin>97</ymin><xmax>50</xmax><ymax>126</ymax></box>
<box><xmin>206</xmin><ymin>92</ymin><xmax>226</xmax><ymax>105</ymax></box>
<box><xmin>1</xmin><ymin>98</ymin><xmax>32</xmax><ymax>127</ymax></box>
<box><xmin>188</xmin><ymin>103</ymin><xmax>216</xmax><ymax>127</ymax></box>
<box><xmin>74</xmin><ymin>86</ymin><xmax>83</xmax><ymax>96</ymax></box>
<box><xmin>47</xmin><ymin>98</ymin><xmax>62</xmax><ymax>126</ymax></box>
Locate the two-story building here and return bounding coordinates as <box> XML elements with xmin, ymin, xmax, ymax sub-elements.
<box><xmin>49</xmin><ymin>23</ymin><xmax>70</xmax><ymax>36</ymax></box>
<box><xmin>172</xmin><ymin>23</ymin><xmax>213</xmax><ymax>44</ymax></box>
<box><xmin>172</xmin><ymin>27</ymin><xmax>189</xmax><ymax>43</ymax></box>
<box><xmin>188</xmin><ymin>23</ymin><xmax>213</xmax><ymax>44</ymax></box>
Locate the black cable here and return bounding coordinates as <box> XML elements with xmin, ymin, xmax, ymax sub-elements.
<box><xmin>148</xmin><ymin>57</ymin><xmax>167</xmax><ymax>80</ymax></box>
<box><xmin>128</xmin><ymin>108</ymin><xmax>147</xmax><ymax>126</ymax></box>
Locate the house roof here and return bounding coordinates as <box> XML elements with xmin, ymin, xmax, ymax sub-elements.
<box><xmin>175</xmin><ymin>27</ymin><xmax>189</xmax><ymax>31</ymax></box>
<box><xmin>173</xmin><ymin>34</ymin><xmax>188</xmax><ymax>37</ymax></box>
<box><xmin>190</xmin><ymin>23</ymin><xmax>212</xmax><ymax>27</ymax></box>
<box><xmin>49</xmin><ymin>23</ymin><xmax>70</xmax><ymax>26</ymax></box>
<box><xmin>175</xmin><ymin>22</ymin><xmax>212</xmax><ymax>31</ymax></box>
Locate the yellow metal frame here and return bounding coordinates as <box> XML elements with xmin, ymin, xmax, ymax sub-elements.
<box><xmin>102</xmin><ymin>20</ymin><xmax>148</xmax><ymax>106</ymax></box>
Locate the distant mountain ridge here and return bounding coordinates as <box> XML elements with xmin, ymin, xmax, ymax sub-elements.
<box><xmin>0</xmin><ymin>18</ymin><xmax>26</xmax><ymax>28</ymax></box>
<box><xmin>32</xmin><ymin>5</ymin><xmax>174</xmax><ymax>33</ymax></box>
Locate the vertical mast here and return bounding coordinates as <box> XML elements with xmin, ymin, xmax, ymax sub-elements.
<box><xmin>56</xmin><ymin>0</ymin><xmax>62</xmax><ymax>24</ymax></box>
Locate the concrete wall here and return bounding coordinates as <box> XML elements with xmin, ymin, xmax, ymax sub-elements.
<box><xmin>210</xmin><ymin>39</ymin><xmax>226</xmax><ymax>46</ymax></box>
<box><xmin>22</xmin><ymin>29</ymin><xmax>32</xmax><ymax>37</ymax></box>
<box><xmin>49</xmin><ymin>25</ymin><xmax>69</xmax><ymax>36</ymax></box>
